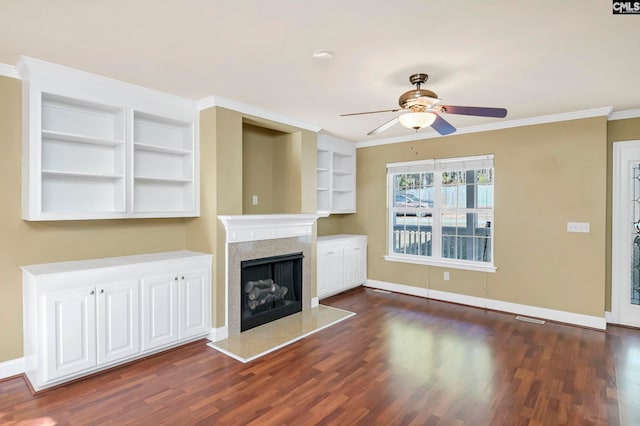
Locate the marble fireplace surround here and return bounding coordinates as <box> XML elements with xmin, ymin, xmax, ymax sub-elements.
<box><xmin>218</xmin><ymin>214</ymin><xmax>319</xmax><ymax>337</ymax></box>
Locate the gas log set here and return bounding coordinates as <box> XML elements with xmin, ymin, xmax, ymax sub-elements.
<box><xmin>244</xmin><ymin>278</ymin><xmax>288</xmax><ymax>311</ymax></box>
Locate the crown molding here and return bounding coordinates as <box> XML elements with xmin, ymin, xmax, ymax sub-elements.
<box><xmin>609</xmin><ymin>109</ymin><xmax>640</xmax><ymax>121</ymax></box>
<box><xmin>198</xmin><ymin>95</ymin><xmax>322</xmax><ymax>133</ymax></box>
<box><xmin>0</xmin><ymin>62</ymin><xmax>19</xmax><ymax>79</ymax></box>
<box><xmin>18</xmin><ymin>56</ymin><xmax>197</xmax><ymax>110</ymax></box>
<box><xmin>356</xmin><ymin>106</ymin><xmax>614</xmax><ymax>149</ymax></box>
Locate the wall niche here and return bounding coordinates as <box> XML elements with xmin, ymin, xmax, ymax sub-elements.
<box><xmin>242</xmin><ymin>121</ymin><xmax>303</xmax><ymax>214</ymax></box>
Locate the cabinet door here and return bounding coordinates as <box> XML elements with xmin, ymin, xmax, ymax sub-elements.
<box><xmin>318</xmin><ymin>246</ymin><xmax>344</xmax><ymax>298</ymax></box>
<box><xmin>97</xmin><ymin>279</ymin><xmax>140</xmax><ymax>365</ymax></box>
<box><xmin>178</xmin><ymin>269</ymin><xmax>210</xmax><ymax>339</ymax></box>
<box><xmin>45</xmin><ymin>287</ymin><xmax>97</xmax><ymax>381</ymax></box>
<box><xmin>344</xmin><ymin>241</ymin><xmax>367</xmax><ymax>289</ymax></box>
<box><xmin>141</xmin><ymin>274</ymin><xmax>178</xmax><ymax>351</ymax></box>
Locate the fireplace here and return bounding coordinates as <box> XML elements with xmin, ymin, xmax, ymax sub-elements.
<box><xmin>240</xmin><ymin>252</ymin><xmax>303</xmax><ymax>331</ymax></box>
<box><xmin>218</xmin><ymin>214</ymin><xmax>318</xmax><ymax>338</ymax></box>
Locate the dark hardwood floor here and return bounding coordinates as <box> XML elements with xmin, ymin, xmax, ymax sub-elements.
<box><xmin>1</xmin><ymin>287</ymin><xmax>639</xmax><ymax>425</ymax></box>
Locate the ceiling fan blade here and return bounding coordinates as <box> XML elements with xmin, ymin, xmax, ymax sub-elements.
<box><xmin>367</xmin><ymin>117</ymin><xmax>400</xmax><ymax>135</ymax></box>
<box><xmin>341</xmin><ymin>108</ymin><xmax>401</xmax><ymax>117</ymax></box>
<box><xmin>431</xmin><ymin>113</ymin><xmax>456</xmax><ymax>136</ymax></box>
<box><xmin>440</xmin><ymin>105</ymin><xmax>507</xmax><ymax>118</ymax></box>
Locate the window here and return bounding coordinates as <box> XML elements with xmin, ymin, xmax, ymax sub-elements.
<box><xmin>386</xmin><ymin>155</ymin><xmax>495</xmax><ymax>272</ymax></box>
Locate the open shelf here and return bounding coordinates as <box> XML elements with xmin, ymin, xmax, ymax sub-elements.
<box><xmin>42</xmin><ymin>170</ymin><xmax>124</xmax><ymax>180</ymax></box>
<box><xmin>42</xmin><ymin>130</ymin><xmax>123</xmax><ymax>147</ymax></box>
<box><xmin>134</xmin><ymin>176</ymin><xmax>193</xmax><ymax>184</ymax></box>
<box><xmin>134</xmin><ymin>142</ymin><xmax>191</xmax><ymax>155</ymax></box>
<box><xmin>316</xmin><ymin>136</ymin><xmax>356</xmax><ymax>214</ymax></box>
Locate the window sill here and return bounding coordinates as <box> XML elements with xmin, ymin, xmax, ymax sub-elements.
<box><xmin>384</xmin><ymin>254</ymin><xmax>497</xmax><ymax>273</ymax></box>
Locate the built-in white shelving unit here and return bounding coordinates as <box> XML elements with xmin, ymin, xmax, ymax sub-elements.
<box><xmin>19</xmin><ymin>56</ymin><xmax>199</xmax><ymax>221</ymax></box>
<box><xmin>316</xmin><ymin>134</ymin><xmax>356</xmax><ymax>214</ymax></box>
<box><xmin>133</xmin><ymin>111</ymin><xmax>195</xmax><ymax>213</ymax></box>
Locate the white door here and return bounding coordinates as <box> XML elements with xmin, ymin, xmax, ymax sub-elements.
<box><xmin>178</xmin><ymin>269</ymin><xmax>209</xmax><ymax>339</ymax></box>
<box><xmin>97</xmin><ymin>279</ymin><xmax>140</xmax><ymax>364</ymax></box>
<box><xmin>612</xmin><ymin>140</ymin><xmax>640</xmax><ymax>327</ymax></box>
<box><xmin>141</xmin><ymin>274</ymin><xmax>178</xmax><ymax>350</ymax></box>
<box><xmin>45</xmin><ymin>287</ymin><xmax>96</xmax><ymax>381</ymax></box>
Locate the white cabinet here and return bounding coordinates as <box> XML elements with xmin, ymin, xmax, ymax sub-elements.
<box><xmin>317</xmin><ymin>134</ymin><xmax>356</xmax><ymax>215</ymax></box>
<box><xmin>141</xmin><ymin>268</ymin><xmax>209</xmax><ymax>351</ymax></box>
<box><xmin>141</xmin><ymin>274</ymin><xmax>179</xmax><ymax>351</ymax></box>
<box><xmin>18</xmin><ymin>56</ymin><xmax>199</xmax><ymax>221</ymax></box>
<box><xmin>22</xmin><ymin>251</ymin><xmax>211</xmax><ymax>392</ymax></box>
<box><xmin>43</xmin><ymin>279</ymin><xmax>139</xmax><ymax>382</ymax></box>
<box><xmin>44</xmin><ymin>286</ymin><xmax>97</xmax><ymax>381</ymax></box>
<box><xmin>317</xmin><ymin>235</ymin><xmax>367</xmax><ymax>298</ymax></box>
<box><xmin>97</xmin><ymin>280</ymin><xmax>140</xmax><ymax>365</ymax></box>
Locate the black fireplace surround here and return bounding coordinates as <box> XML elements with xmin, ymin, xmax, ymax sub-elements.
<box><xmin>240</xmin><ymin>252</ymin><xmax>303</xmax><ymax>332</ymax></box>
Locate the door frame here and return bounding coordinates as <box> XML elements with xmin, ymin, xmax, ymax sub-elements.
<box><xmin>611</xmin><ymin>140</ymin><xmax>640</xmax><ymax>326</ymax></box>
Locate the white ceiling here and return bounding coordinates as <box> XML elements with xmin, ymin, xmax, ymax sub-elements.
<box><xmin>2</xmin><ymin>1</ymin><xmax>639</xmax><ymax>142</ymax></box>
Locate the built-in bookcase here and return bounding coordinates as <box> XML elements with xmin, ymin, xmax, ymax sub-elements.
<box><xmin>316</xmin><ymin>134</ymin><xmax>356</xmax><ymax>214</ymax></box>
<box><xmin>133</xmin><ymin>112</ymin><xmax>195</xmax><ymax>213</ymax></box>
<box><xmin>316</xmin><ymin>148</ymin><xmax>331</xmax><ymax>214</ymax></box>
<box><xmin>19</xmin><ymin>56</ymin><xmax>199</xmax><ymax>220</ymax></box>
<box><xmin>40</xmin><ymin>93</ymin><xmax>126</xmax><ymax>215</ymax></box>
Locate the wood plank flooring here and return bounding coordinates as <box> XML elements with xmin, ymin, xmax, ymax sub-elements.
<box><xmin>1</xmin><ymin>287</ymin><xmax>639</xmax><ymax>425</ymax></box>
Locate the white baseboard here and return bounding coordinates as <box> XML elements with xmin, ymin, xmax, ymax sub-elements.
<box><xmin>365</xmin><ymin>279</ymin><xmax>607</xmax><ymax>330</ymax></box>
<box><xmin>311</xmin><ymin>297</ymin><xmax>319</xmax><ymax>308</ymax></box>
<box><xmin>0</xmin><ymin>357</ymin><xmax>25</xmax><ymax>380</ymax></box>
<box><xmin>207</xmin><ymin>326</ymin><xmax>229</xmax><ymax>342</ymax></box>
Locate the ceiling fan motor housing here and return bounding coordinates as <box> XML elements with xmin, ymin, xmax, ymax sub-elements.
<box><xmin>399</xmin><ymin>89</ymin><xmax>440</xmax><ymax>110</ymax></box>
<box><xmin>399</xmin><ymin>73</ymin><xmax>440</xmax><ymax>110</ymax></box>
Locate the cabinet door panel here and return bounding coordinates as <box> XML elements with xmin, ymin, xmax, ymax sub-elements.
<box><xmin>97</xmin><ymin>279</ymin><xmax>140</xmax><ymax>364</ymax></box>
<box><xmin>46</xmin><ymin>288</ymin><xmax>96</xmax><ymax>381</ymax></box>
<box><xmin>318</xmin><ymin>247</ymin><xmax>344</xmax><ymax>298</ymax></box>
<box><xmin>179</xmin><ymin>269</ymin><xmax>209</xmax><ymax>339</ymax></box>
<box><xmin>344</xmin><ymin>243</ymin><xmax>366</xmax><ymax>288</ymax></box>
<box><xmin>141</xmin><ymin>275</ymin><xmax>178</xmax><ymax>351</ymax></box>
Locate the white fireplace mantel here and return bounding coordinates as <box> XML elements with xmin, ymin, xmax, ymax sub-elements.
<box><xmin>218</xmin><ymin>214</ymin><xmax>320</xmax><ymax>243</ymax></box>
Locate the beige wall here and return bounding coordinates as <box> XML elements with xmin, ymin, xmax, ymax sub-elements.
<box><xmin>0</xmin><ymin>76</ymin><xmax>188</xmax><ymax>362</ymax></box>
<box><xmin>605</xmin><ymin>118</ymin><xmax>640</xmax><ymax>310</ymax></box>
<box><xmin>343</xmin><ymin>117</ymin><xmax>608</xmax><ymax>317</ymax></box>
<box><xmin>243</xmin><ymin>124</ymin><xmax>275</xmax><ymax>214</ymax></box>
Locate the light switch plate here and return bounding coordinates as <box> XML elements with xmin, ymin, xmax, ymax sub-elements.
<box><xmin>567</xmin><ymin>222</ymin><xmax>590</xmax><ymax>233</ymax></box>
<box><xmin>252</xmin><ymin>195</ymin><xmax>258</xmax><ymax>205</ymax></box>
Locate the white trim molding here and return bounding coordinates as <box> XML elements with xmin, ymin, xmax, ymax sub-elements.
<box><xmin>218</xmin><ymin>214</ymin><xmax>319</xmax><ymax>243</ymax></box>
<box><xmin>198</xmin><ymin>95</ymin><xmax>322</xmax><ymax>133</ymax></box>
<box><xmin>207</xmin><ymin>326</ymin><xmax>229</xmax><ymax>342</ymax></box>
<box><xmin>311</xmin><ymin>297</ymin><xmax>320</xmax><ymax>308</ymax></box>
<box><xmin>365</xmin><ymin>279</ymin><xmax>606</xmax><ymax>330</ymax></box>
<box><xmin>609</xmin><ymin>109</ymin><xmax>640</xmax><ymax>121</ymax></box>
<box><xmin>356</xmin><ymin>107</ymin><xmax>614</xmax><ymax>149</ymax></box>
<box><xmin>0</xmin><ymin>357</ymin><xmax>25</xmax><ymax>380</ymax></box>
<box><xmin>0</xmin><ymin>62</ymin><xmax>19</xmax><ymax>79</ymax></box>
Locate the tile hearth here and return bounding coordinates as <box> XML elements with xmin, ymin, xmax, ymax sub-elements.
<box><xmin>208</xmin><ymin>305</ymin><xmax>355</xmax><ymax>362</ymax></box>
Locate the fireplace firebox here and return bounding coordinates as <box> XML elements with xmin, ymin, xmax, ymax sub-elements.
<box><xmin>240</xmin><ymin>252</ymin><xmax>303</xmax><ymax>332</ymax></box>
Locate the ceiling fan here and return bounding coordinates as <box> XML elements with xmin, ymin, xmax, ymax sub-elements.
<box><xmin>341</xmin><ymin>73</ymin><xmax>507</xmax><ymax>136</ymax></box>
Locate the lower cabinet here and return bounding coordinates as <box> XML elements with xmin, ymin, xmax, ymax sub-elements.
<box><xmin>23</xmin><ymin>251</ymin><xmax>212</xmax><ymax>392</ymax></box>
<box><xmin>141</xmin><ymin>269</ymin><xmax>209</xmax><ymax>351</ymax></box>
<box><xmin>317</xmin><ymin>234</ymin><xmax>367</xmax><ymax>299</ymax></box>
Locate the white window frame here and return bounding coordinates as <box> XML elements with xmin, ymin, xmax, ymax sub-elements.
<box><xmin>384</xmin><ymin>154</ymin><xmax>497</xmax><ymax>273</ymax></box>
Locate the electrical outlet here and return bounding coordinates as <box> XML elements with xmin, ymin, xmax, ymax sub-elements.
<box><xmin>567</xmin><ymin>222</ymin><xmax>590</xmax><ymax>233</ymax></box>
<box><xmin>252</xmin><ymin>195</ymin><xmax>258</xmax><ymax>206</ymax></box>
<box><xmin>444</xmin><ymin>271</ymin><xmax>450</xmax><ymax>281</ymax></box>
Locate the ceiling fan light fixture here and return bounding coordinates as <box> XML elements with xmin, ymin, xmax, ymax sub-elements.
<box><xmin>398</xmin><ymin>112</ymin><xmax>436</xmax><ymax>131</ymax></box>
